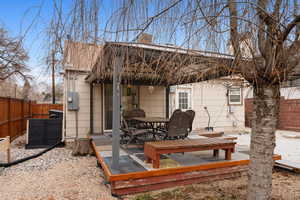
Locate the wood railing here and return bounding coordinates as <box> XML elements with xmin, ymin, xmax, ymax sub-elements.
<box><xmin>0</xmin><ymin>97</ymin><xmax>63</xmax><ymax>140</ymax></box>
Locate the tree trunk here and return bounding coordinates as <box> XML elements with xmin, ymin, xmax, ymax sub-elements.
<box><xmin>247</xmin><ymin>85</ymin><xmax>280</xmax><ymax>200</ymax></box>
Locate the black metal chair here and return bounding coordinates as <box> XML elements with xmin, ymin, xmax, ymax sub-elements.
<box><xmin>120</xmin><ymin>117</ymin><xmax>152</xmax><ymax>144</ymax></box>
<box><xmin>123</xmin><ymin>108</ymin><xmax>147</xmax><ymax>128</ymax></box>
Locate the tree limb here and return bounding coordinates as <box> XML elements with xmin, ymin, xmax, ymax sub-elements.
<box><xmin>280</xmin><ymin>15</ymin><xmax>300</xmax><ymax>42</ymax></box>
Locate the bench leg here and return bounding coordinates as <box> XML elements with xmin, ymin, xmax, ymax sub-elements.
<box><xmin>7</xmin><ymin>148</ymin><xmax>10</xmax><ymax>163</ymax></box>
<box><xmin>145</xmin><ymin>156</ymin><xmax>151</xmax><ymax>163</ymax></box>
<box><xmin>231</xmin><ymin>147</ymin><xmax>235</xmax><ymax>153</ymax></box>
<box><xmin>153</xmin><ymin>154</ymin><xmax>160</xmax><ymax>169</ymax></box>
<box><xmin>213</xmin><ymin>149</ymin><xmax>219</xmax><ymax>157</ymax></box>
<box><xmin>225</xmin><ymin>149</ymin><xmax>232</xmax><ymax>160</ymax></box>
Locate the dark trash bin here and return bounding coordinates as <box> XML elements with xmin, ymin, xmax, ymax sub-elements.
<box><xmin>49</xmin><ymin>109</ymin><xmax>63</xmax><ymax>119</ymax></box>
<box><xmin>26</xmin><ymin>118</ymin><xmax>63</xmax><ymax>149</ymax></box>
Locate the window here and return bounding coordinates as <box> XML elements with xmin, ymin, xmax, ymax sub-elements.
<box><xmin>178</xmin><ymin>92</ymin><xmax>189</xmax><ymax>109</ymax></box>
<box><xmin>228</xmin><ymin>87</ymin><xmax>242</xmax><ymax>105</ymax></box>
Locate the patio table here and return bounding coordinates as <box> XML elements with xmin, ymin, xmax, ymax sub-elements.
<box><xmin>131</xmin><ymin>117</ymin><xmax>169</xmax><ymax>135</ymax></box>
<box><xmin>132</xmin><ymin>117</ymin><xmax>169</xmax><ymax>124</ymax></box>
<box><xmin>144</xmin><ymin>138</ymin><xmax>236</xmax><ymax>168</ymax></box>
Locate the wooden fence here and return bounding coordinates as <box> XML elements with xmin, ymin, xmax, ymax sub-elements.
<box><xmin>32</xmin><ymin>103</ymin><xmax>63</xmax><ymax>119</ymax></box>
<box><xmin>245</xmin><ymin>98</ymin><xmax>300</xmax><ymax>132</ymax></box>
<box><xmin>0</xmin><ymin>97</ymin><xmax>63</xmax><ymax>140</ymax></box>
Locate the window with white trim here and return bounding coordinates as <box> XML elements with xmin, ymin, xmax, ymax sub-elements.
<box><xmin>228</xmin><ymin>87</ymin><xmax>242</xmax><ymax>105</ymax></box>
<box><xmin>178</xmin><ymin>92</ymin><xmax>189</xmax><ymax>109</ymax></box>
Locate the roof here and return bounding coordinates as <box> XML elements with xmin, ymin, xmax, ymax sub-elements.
<box><xmin>63</xmin><ymin>41</ymin><xmax>102</xmax><ymax>72</ymax></box>
<box><xmin>85</xmin><ymin>41</ymin><xmax>239</xmax><ymax>86</ymax></box>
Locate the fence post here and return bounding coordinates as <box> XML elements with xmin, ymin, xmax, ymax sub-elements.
<box><xmin>30</xmin><ymin>101</ymin><xmax>33</xmax><ymax>118</ymax></box>
<box><xmin>7</xmin><ymin>98</ymin><xmax>11</xmax><ymax>139</ymax></box>
<box><xmin>21</xmin><ymin>99</ymin><xmax>24</xmax><ymax>133</ymax></box>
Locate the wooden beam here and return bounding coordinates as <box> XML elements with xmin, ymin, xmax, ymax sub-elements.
<box><xmin>111</xmin><ymin>166</ymin><xmax>247</xmax><ymax>195</ymax></box>
<box><xmin>91</xmin><ymin>141</ymin><xmax>112</xmax><ymax>178</ymax></box>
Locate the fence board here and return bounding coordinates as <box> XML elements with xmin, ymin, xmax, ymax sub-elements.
<box><xmin>0</xmin><ymin>98</ymin><xmax>63</xmax><ymax>140</ymax></box>
<box><xmin>245</xmin><ymin>98</ymin><xmax>300</xmax><ymax>132</ymax></box>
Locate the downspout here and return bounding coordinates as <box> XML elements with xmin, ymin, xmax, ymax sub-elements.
<box><xmin>166</xmin><ymin>86</ymin><xmax>170</xmax><ymax>118</ymax></box>
<box><xmin>75</xmin><ymin>111</ymin><xmax>79</xmax><ymax>139</ymax></box>
<box><xmin>90</xmin><ymin>83</ymin><xmax>94</xmax><ymax>135</ymax></box>
<box><xmin>63</xmin><ymin>71</ymin><xmax>68</xmax><ymax>141</ymax></box>
<box><xmin>101</xmin><ymin>83</ymin><xmax>104</xmax><ymax>134</ymax></box>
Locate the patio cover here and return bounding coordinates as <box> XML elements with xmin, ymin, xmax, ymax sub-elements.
<box><xmin>85</xmin><ymin>41</ymin><xmax>245</xmax><ymax>169</ymax></box>
<box><xmin>85</xmin><ymin>42</ymin><xmax>240</xmax><ymax>86</ymax></box>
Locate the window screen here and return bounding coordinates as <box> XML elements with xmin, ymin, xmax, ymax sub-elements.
<box><xmin>178</xmin><ymin>92</ymin><xmax>188</xmax><ymax>109</ymax></box>
<box><xmin>228</xmin><ymin>88</ymin><xmax>242</xmax><ymax>105</ymax></box>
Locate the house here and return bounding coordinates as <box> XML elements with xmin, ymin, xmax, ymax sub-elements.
<box><xmin>62</xmin><ymin>40</ymin><xmax>167</xmax><ymax>140</ymax></box>
<box><xmin>62</xmin><ymin>37</ymin><xmax>237</xmax><ymax>141</ymax></box>
<box><xmin>62</xmin><ymin>39</ymin><xmax>282</xmax><ymax>196</ymax></box>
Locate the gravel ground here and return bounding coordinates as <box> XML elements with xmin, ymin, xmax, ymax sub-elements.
<box><xmin>0</xmin><ymin>135</ymin><xmax>116</xmax><ymax>200</ymax></box>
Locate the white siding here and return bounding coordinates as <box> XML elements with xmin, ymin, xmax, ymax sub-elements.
<box><xmin>64</xmin><ymin>72</ymin><xmax>102</xmax><ymax>139</ymax></box>
<box><xmin>93</xmin><ymin>84</ymin><xmax>103</xmax><ymax>133</ymax></box>
<box><xmin>139</xmin><ymin>86</ymin><xmax>166</xmax><ymax>117</ymax></box>
<box><xmin>192</xmin><ymin>83</ymin><xmax>245</xmax><ymax>129</ymax></box>
<box><xmin>170</xmin><ymin>82</ymin><xmax>246</xmax><ymax>130</ymax></box>
<box><xmin>246</xmin><ymin>87</ymin><xmax>300</xmax><ymax>100</ymax></box>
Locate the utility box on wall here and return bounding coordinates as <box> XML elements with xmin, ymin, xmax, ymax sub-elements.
<box><xmin>67</xmin><ymin>91</ymin><xmax>79</xmax><ymax>111</ymax></box>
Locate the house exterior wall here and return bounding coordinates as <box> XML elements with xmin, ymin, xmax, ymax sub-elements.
<box><xmin>170</xmin><ymin>82</ymin><xmax>246</xmax><ymax>130</ymax></box>
<box><xmin>245</xmin><ymin>86</ymin><xmax>300</xmax><ymax>99</ymax></box>
<box><xmin>63</xmin><ymin>76</ymin><xmax>166</xmax><ymax>139</ymax></box>
<box><xmin>139</xmin><ymin>86</ymin><xmax>166</xmax><ymax>117</ymax></box>
<box><xmin>63</xmin><ymin>71</ymin><xmax>103</xmax><ymax>139</ymax></box>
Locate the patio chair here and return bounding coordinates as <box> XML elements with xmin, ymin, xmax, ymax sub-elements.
<box><xmin>120</xmin><ymin>117</ymin><xmax>152</xmax><ymax>144</ymax></box>
<box><xmin>185</xmin><ymin>110</ymin><xmax>195</xmax><ymax>136</ymax></box>
<box><xmin>123</xmin><ymin>108</ymin><xmax>147</xmax><ymax>128</ymax></box>
<box><xmin>160</xmin><ymin>110</ymin><xmax>190</xmax><ymax>140</ymax></box>
<box><xmin>157</xmin><ymin>109</ymin><xmax>182</xmax><ymax>133</ymax></box>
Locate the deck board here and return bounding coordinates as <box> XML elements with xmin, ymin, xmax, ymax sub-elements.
<box><xmin>275</xmin><ymin>160</ymin><xmax>300</xmax><ymax>173</ymax></box>
<box><xmin>103</xmin><ymin>155</ymin><xmax>147</xmax><ymax>174</ymax></box>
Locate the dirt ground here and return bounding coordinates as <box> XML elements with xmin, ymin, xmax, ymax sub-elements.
<box><xmin>127</xmin><ymin>169</ymin><xmax>300</xmax><ymax>200</ymax></box>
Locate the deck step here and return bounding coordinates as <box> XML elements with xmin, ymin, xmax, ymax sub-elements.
<box><xmin>275</xmin><ymin>160</ymin><xmax>300</xmax><ymax>173</ymax></box>
<box><xmin>111</xmin><ymin>165</ymin><xmax>248</xmax><ymax>195</ymax></box>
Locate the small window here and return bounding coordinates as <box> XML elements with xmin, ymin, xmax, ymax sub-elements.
<box><xmin>178</xmin><ymin>92</ymin><xmax>188</xmax><ymax>109</ymax></box>
<box><xmin>228</xmin><ymin>88</ymin><xmax>242</xmax><ymax>105</ymax></box>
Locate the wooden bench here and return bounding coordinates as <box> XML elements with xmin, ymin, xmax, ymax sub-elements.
<box><xmin>0</xmin><ymin>136</ymin><xmax>10</xmax><ymax>163</ymax></box>
<box><xmin>144</xmin><ymin>138</ymin><xmax>236</xmax><ymax>168</ymax></box>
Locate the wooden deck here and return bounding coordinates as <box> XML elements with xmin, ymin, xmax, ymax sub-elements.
<box><xmin>91</xmin><ymin>136</ymin><xmax>281</xmax><ymax>196</ymax></box>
